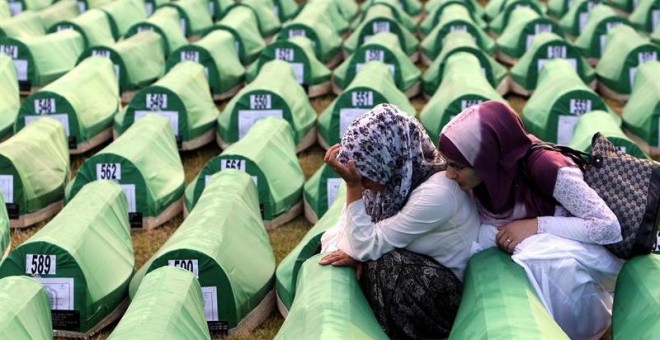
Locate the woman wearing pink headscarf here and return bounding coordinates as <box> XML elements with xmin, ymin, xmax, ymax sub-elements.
<box><xmin>438</xmin><ymin>101</ymin><xmax>623</xmax><ymax>339</ymax></box>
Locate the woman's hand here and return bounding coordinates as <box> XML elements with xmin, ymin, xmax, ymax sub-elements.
<box><xmin>319</xmin><ymin>250</ymin><xmax>363</xmax><ymax>280</ymax></box>
<box><xmin>496</xmin><ymin>219</ymin><xmax>538</xmax><ymax>254</ymax></box>
<box><xmin>324</xmin><ymin>144</ymin><xmax>362</xmax><ymax>187</ymax></box>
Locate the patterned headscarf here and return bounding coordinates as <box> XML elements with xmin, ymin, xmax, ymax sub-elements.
<box><xmin>338</xmin><ymin>103</ymin><xmax>443</xmax><ymax>222</ymax></box>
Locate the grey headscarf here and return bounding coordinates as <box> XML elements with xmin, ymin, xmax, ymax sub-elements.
<box><xmin>338</xmin><ymin>103</ymin><xmax>443</xmax><ymax>222</ymax></box>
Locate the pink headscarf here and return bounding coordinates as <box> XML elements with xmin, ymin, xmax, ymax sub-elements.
<box><xmin>438</xmin><ymin>101</ymin><xmax>574</xmax><ymax>226</ymax></box>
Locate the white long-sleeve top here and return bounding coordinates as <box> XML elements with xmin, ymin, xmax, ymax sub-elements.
<box><xmin>321</xmin><ymin>172</ymin><xmax>481</xmax><ymax>280</ymax></box>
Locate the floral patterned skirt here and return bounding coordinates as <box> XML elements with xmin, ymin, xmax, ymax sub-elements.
<box><xmin>360</xmin><ymin>249</ymin><xmax>463</xmax><ymax>340</ymax></box>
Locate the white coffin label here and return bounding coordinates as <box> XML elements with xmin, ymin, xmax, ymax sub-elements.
<box><xmin>25</xmin><ymin>254</ymin><xmax>56</xmax><ymax>275</ymax></box>
<box><xmin>0</xmin><ymin>175</ymin><xmax>13</xmax><ymax>204</ymax></box>
<box><xmin>557</xmin><ymin>115</ymin><xmax>579</xmax><ymax>146</ymax></box>
<box><xmin>37</xmin><ymin>277</ymin><xmax>74</xmax><ymax>311</ymax></box>
<box><xmin>96</xmin><ymin>163</ymin><xmax>122</xmax><ymax>180</ymax></box>
<box><xmin>202</xmin><ymin>286</ymin><xmax>218</xmax><ymax>321</ymax></box>
<box><xmin>326</xmin><ymin>178</ymin><xmax>342</xmax><ymax>206</ymax></box>
<box><xmin>237</xmin><ymin>109</ymin><xmax>283</xmax><ymax>139</ymax></box>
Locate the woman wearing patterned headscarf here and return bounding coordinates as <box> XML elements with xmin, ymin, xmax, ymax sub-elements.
<box><xmin>320</xmin><ymin>103</ymin><xmax>481</xmax><ymax>339</ymax></box>
<box><xmin>438</xmin><ymin>100</ymin><xmax>623</xmax><ymax>339</ymax></box>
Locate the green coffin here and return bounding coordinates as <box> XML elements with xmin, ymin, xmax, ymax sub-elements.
<box><xmin>449</xmin><ymin>248</ymin><xmax>568</xmax><ymax>339</ymax></box>
<box><xmin>162</xmin><ymin>0</ymin><xmax>212</xmax><ymax>38</ymax></box>
<box><xmin>605</xmin><ymin>0</ymin><xmax>636</xmax><ymax>13</ymax></box>
<box><xmin>420</xmin><ymin>3</ymin><xmax>495</xmax><ymax>62</ymax></box>
<box><xmin>288</xmin><ymin>0</ymin><xmax>350</xmax><ymax>36</ymax></box>
<box><xmin>547</xmin><ymin>0</ymin><xmax>573</xmax><ymax>19</ymax></box>
<box><xmin>49</xmin><ymin>8</ymin><xmax>115</xmax><ymax>50</ymax></box>
<box><xmin>596</xmin><ymin>25</ymin><xmax>659</xmax><ymax>96</ymax></box>
<box><xmin>238</xmin><ymin>0</ymin><xmax>282</xmax><ymax>38</ymax></box>
<box><xmin>117</xmin><ymin>62</ymin><xmax>219</xmax><ymax>150</ymax></box>
<box><xmin>0</xmin><ymin>276</ymin><xmax>52</xmax><ymax>339</ymax></box>
<box><xmin>623</xmin><ymin>61</ymin><xmax>660</xmax><ymax>147</ymax></box>
<box><xmin>16</xmin><ymin>57</ymin><xmax>119</xmax><ymax>151</ymax></box>
<box><xmin>344</xmin><ymin>3</ymin><xmax>418</xmax><ymax>58</ymax></box>
<box><xmin>0</xmin><ymin>54</ymin><xmax>19</xmax><ymax>140</ymax></box>
<box><xmin>37</xmin><ymin>0</ymin><xmax>79</xmax><ymax>30</ymax></box>
<box><xmin>67</xmin><ymin>114</ymin><xmax>184</xmax><ymax>226</ymax></box>
<box><xmin>421</xmin><ymin>53</ymin><xmax>506</xmax><ymax>144</ymax></box>
<box><xmin>0</xmin><ymin>11</ymin><xmax>46</xmax><ymax>39</ymax></box>
<box><xmin>0</xmin><ymin>30</ymin><xmax>84</xmax><ymax>88</ymax></box>
<box><xmin>187</xmin><ymin>117</ymin><xmax>304</xmax><ymax>227</ymax></box>
<box><xmin>420</xmin><ymin>0</ymin><xmax>487</xmax><ymax>37</ymax></box>
<box><xmin>275</xmin><ymin>254</ymin><xmax>387</xmax><ymax>339</ymax></box>
<box><xmin>496</xmin><ymin>7</ymin><xmax>562</xmax><ymax>61</ymax></box>
<box><xmin>0</xmin><ymin>118</ymin><xmax>69</xmax><ymax>220</ymax></box>
<box><xmin>308</xmin><ymin>0</ymin><xmax>358</xmax><ymax>22</ymax></box>
<box><xmin>218</xmin><ymin>60</ymin><xmax>316</xmax><ymax>150</ymax></box>
<box><xmin>510</xmin><ymin>33</ymin><xmax>595</xmax><ymax>93</ymax></box>
<box><xmin>559</xmin><ymin>0</ymin><xmax>604</xmax><ymax>37</ymax></box>
<box><xmin>99</xmin><ymin>0</ymin><xmax>147</xmax><ymax>39</ymax></box>
<box><xmin>5</xmin><ymin>0</ymin><xmax>52</xmax><ymax>14</ymax></box>
<box><xmin>302</xmin><ymin>164</ymin><xmax>342</xmax><ymax>224</ymax></box>
<box><xmin>489</xmin><ymin>0</ymin><xmax>547</xmax><ymax>36</ymax></box>
<box><xmin>363</xmin><ymin>0</ymin><xmax>422</xmax><ymax>17</ymax></box>
<box><xmin>0</xmin><ymin>180</ymin><xmax>134</xmax><ymax>333</ymax></box>
<box><xmin>246</xmin><ymin>37</ymin><xmax>330</xmax><ymax>93</ymax></box>
<box><xmin>110</xmin><ymin>267</ymin><xmax>210</xmax><ymax>340</ymax></box>
<box><xmin>423</xmin><ymin>31</ymin><xmax>508</xmax><ymax>97</ymax></box>
<box><xmin>77</xmin><ymin>0</ymin><xmax>112</xmax><ymax>12</ymax></box>
<box><xmin>276</xmin><ymin>2</ymin><xmax>343</xmax><ymax>66</ymax></box>
<box><xmin>612</xmin><ymin>255</ymin><xmax>660</xmax><ymax>339</ymax></box>
<box><xmin>131</xmin><ymin>170</ymin><xmax>275</xmax><ymax>329</ymax></box>
<box><xmin>569</xmin><ymin>110</ymin><xmax>647</xmax><ymax>158</ymax></box>
<box><xmin>426</xmin><ymin>0</ymin><xmax>485</xmax><ymax>20</ymax></box>
<box><xmin>318</xmin><ymin>62</ymin><xmax>415</xmax><ymax>148</ymax></box>
<box><xmin>209</xmin><ymin>5</ymin><xmax>266</xmax><ymax>65</ymax></box>
<box><xmin>78</xmin><ymin>31</ymin><xmax>164</xmax><ymax>93</ymax></box>
<box><xmin>333</xmin><ymin>32</ymin><xmax>420</xmax><ymax>96</ymax></box>
<box><xmin>484</xmin><ymin>0</ymin><xmax>546</xmax><ymax>20</ymax></box>
<box><xmin>124</xmin><ymin>6</ymin><xmax>187</xmax><ymax>56</ymax></box>
<box><xmin>629</xmin><ymin>0</ymin><xmax>660</xmax><ymax>33</ymax></box>
<box><xmin>271</xmin><ymin>0</ymin><xmax>299</xmax><ymax>21</ymax></box>
<box><xmin>523</xmin><ymin>59</ymin><xmax>608</xmax><ymax>145</ymax></box>
<box><xmin>208</xmin><ymin>0</ymin><xmax>234</xmax><ymax>20</ymax></box>
<box><xmin>357</xmin><ymin>0</ymin><xmax>417</xmax><ymax>33</ymax></box>
<box><xmin>574</xmin><ymin>5</ymin><xmax>632</xmax><ymax>61</ymax></box>
<box><xmin>167</xmin><ymin>29</ymin><xmax>245</xmax><ymax>99</ymax></box>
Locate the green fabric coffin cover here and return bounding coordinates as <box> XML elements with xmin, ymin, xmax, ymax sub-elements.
<box><xmin>79</xmin><ymin>31</ymin><xmax>164</xmax><ymax>92</ymax></box>
<box><xmin>271</xmin><ymin>0</ymin><xmax>299</xmax><ymax>21</ymax></box>
<box><xmin>275</xmin><ymin>254</ymin><xmax>387</xmax><ymax>339</ymax></box>
<box><xmin>208</xmin><ymin>0</ymin><xmax>234</xmax><ymax>20</ymax></box>
<box><xmin>426</xmin><ymin>0</ymin><xmax>486</xmax><ymax>20</ymax></box>
<box><xmin>344</xmin><ymin>3</ymin><xmax>418</xmax><ymax>58</ymax></box>
<box><xmin>596</xmin><ymin>25</ymin><xmax>660</xmax><ymax>95</ymax></box>
<box><xmin>484</xmin><ymin>0</ymin><xmax>546</xmax><ymax>20</ymax></box>
<box><xmin>496</xmin><ymin>7</ymin><xmax>562</xmax><ymax>60</ymax></box>
<box><xmin>606</xmin><ymin>0</ymin><xmax>636</xmax><ymax>13</ymax></box>
<box><xmin>143</xmin><ymin>0</ymin><xmax>170</xmax><ymax>16</ymax></box>
<box><xmin>489</xmin><ymin>0</ymin><xmax>547</xmax><ymax>36</ymax></box>
<box><xmin>49</xmin><ymin>8</ymin><xmax>114</xmax><ymax>48</ymax></box>
<box><xmin>559</xmin><ymin>0</ymin><xmax>603</xmax><ymax>37</ymax></box>
<box><xmin>37</xmin><ymin>0</ymin><xmax>79</xmax><ymax>31</ymax></box>
<box><xmin>612</xmin><ymin>255</ymin><xmax>660</xmax><ymax>338</ymax></box>
<box><xmin>630</xmin><ymin>0</ymin><xmax>660</xmax><ymax>33</ymax></box>
<box><xmin>218</xmin><ymin>60</ymin><xmax>315</xmax><ymax>147</ymax></box>
<box><xmin>0</xmin><ymin>30</ymin><xmax>84</xmax><ymax>87</ymax></box>
<box><xmin>302</xmin><ymin>164</ymin><xmax>342</xmax><ymax>224</ymax></box>
<box><xmin>623</xmin><ymin>61</ymin><xmax>660</xmax><ymax>147</ymax></box>
<box><xmin>421</xmin><ymin>53</ymin><xmax>505</xmax><ymax>143</ymax></box>
<box><xmin>356</xmin><ymin>0</ymin><xmax>416</xmax><ymax>33</ymax></box>
<box><xmin>0</xmin><ymin>11</ymin><xmax>46</xmax><ymax>39</ymax></box>
<box><xmin>334</xmin><ymin>32</ymin><xmax>420</xmax><ymax>93</ymax></box>
<box><xmin>420</xmin><ymin>0</ymin><xmax>487</xmax><ymax>37</ymax></box>
<box><xmin>294</xmin><ymin>0</ymin><xmax>351</xmax><ymax>36</ymax></box>
<box><xmin>187</xmin><ymin>117</ymin><xmax>304</xmax><ymax>222</ymax></box>
<box><xmin>0</xmin><ymin>196</ymin><xmax>7</xmax><ymax>254</ymax></box>
<box><xmin>547</xmin><ymin>0</ymin><xmax>572</xmax><ymax>18</ymax></box>
<box><xmin>237</xmin><ymin>0</ymin><xmax>282</xmax><ymax>37</ymax></box>
<box><xmin>68</xmin><ymin>114</ymin><xmax>184</xmax><ymax>219</ymax></box>
<box><xmin>569</xmin><ymin>110</ymin><xmax>647</xmax><ymax>158</ymax></box>
<box><xmin>363</xmin><ymin>0</ymin><xmax>422</xmax><ymax>17</ymax></box>
<box><xmin>132</xmin><ymin>170</ymin><xmax>275</xmax><ymax>328</ymax></box>
<box><xmin>0</xmin><ymin>276</ymin><xmax>52</xmax><ymax>339</ymax></box>
<box><xmin>308</xmin><ymin>0</ymin><xmax>358</xmax><ymax>22</ymax></box>
<box><xmin>78</xmin><ymin>0</ymin><xmax>112</xmax><ymax>12</ymax></box>
<box><xmin>16</xmin><ymin>57</ymin><xmax>119</xmax><ymax>148</ymax></box>
<box><xmin>0</xmin><ymin>180</ymin><xmax>134</xmax><ymax>333</ymax></box>
<box><xmin>449</xmin><ymin>248</ymin><xmax>568</xmax><ymax>339</ymax></box>
<box><xmin>211</xmin><ymin>5</ymin><xmax>266</xmax><ymax>65</ymax></box>
<box><xmin>574</xmin><ymin>5</ymin><xmax>631</xmax><ymax>60</ymax></box>
<box><xmin>247</xmin><ymin>37</ymin><xmax>330</xmax><ymax>88</ymax></box>
<box><xmin>420</xmin><ymin>4</ymin><xmax>495</xmax><ymax>62</ymax></box>
<box><xmin>99</xmin><ymin>0</ymin><xmax>147</xmax><ymax>39</ymax></box>
<box><xmin>110</xmin><ymin>267</ymin><xmax>210</xmax><ymax>340</ymax></box>
<box><xmin>278</xmin><ymin>184</ymin><xmax>345</xmax><ymax>311</ymax></box>
<box><xmin>117</xmin><ymin>62</ymin><xmax>218</xmax><ymax>146</ymax></box>
<box><xmin>318</xmin><ymin>62</ymin><xmax>415</xmax><ymax>147</ymax></box>
<box><xmin>163</xmin><ymin>0</ymin><xmax>212</xmax><ymax>37</ymax></box>
<box><xmin>276</xmin><ymin>3</ymin><xmax>343</xmax><ymax>65</ymax></box>
<box><xmin>0</xmin><ymin>118</ymin><xmax>69</xmax><ymax>216</ymax></box>
<box><xmin>0</xmin><ymin>54</ymin><xmax>19</xmax><ymax>139</ymax></box>
<box><xmin>423</xmin><ymin>31</ymin><xmax>507</xmax><ymax>97</ymax></box>
<box><xmin>167</xmin><ymin>30</ymin><xmax>244</xmax><ymax>97</ymax></box>
<box><xmin>125</xmin><ymin>6</ymin><xmax>187</xmax><ymax>56</ymax></box>
<box><xmin>523</xmin><ymin>59</ymin><xmax>608</xmax><ymax>145</ymax></box>
<box><xmin>0</xmin><ymin>0</ymin><xmax>9</xmax><ymax>18</ymax></box>
<box><xmin>511</xmin><ymin>33</ymin><xmax>595</xmax><ymax>92</ymax></box>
